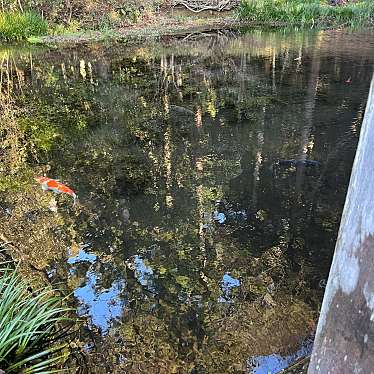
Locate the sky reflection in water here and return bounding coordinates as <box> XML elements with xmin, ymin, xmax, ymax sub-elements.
<box><xmin>68</xmin><ymin>248</ymin><xmax>126</xmax><ymax>333</ymax></box>
<box><xmin>133</xmin><ymin>255</ymin><xmax>156</xmax><ymax>293</ymax></box>
<box><xmin>219</xmin><ymin>272</ymin><xmax>241</xmax><ymax>303</ymax></box>
<box><xmin>248</xmin><ymin>338</ymin><xmax>313</xmax><ymax>374</ymax></box>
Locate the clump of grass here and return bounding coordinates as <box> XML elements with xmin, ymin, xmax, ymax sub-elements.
<box><xmin>238</xmin><ymin>0</ymin><xmax>374</xmax><ymax>28</ymax></box>
<box><xmin>0</xmin><ymin>265</ymin><xmax>72</xmax><ymax>372</ymax></box>
<box><xmin>0</xmin><ymin>11</ymin><xmax>48</xmax><ymax>40</ymax></box>
<box><xmin>49</xmin><ymin>20</ymin><xmax>81</xmax><ymax>36</ymax></box>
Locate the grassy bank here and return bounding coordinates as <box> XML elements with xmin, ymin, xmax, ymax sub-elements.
<box><xmin>0</xmin><ymin>0</ymin><xmax>374</xmax><ymax>42</ymax></box>
<box><xmin>0</xmin><ymin>0</ymin><xmax>163</xmax><ymax>41</ymax></box>
<box><xmin>0</xmin><ymin>264</ymin><xmax>71</xmax><ymax>372</ymax></box>
<box><xmin>0</xmin><ymin>11</ymin><xmax>47</xmax><ymax>40</ymax></box>
<box><xmin>238</xmin><ymin>0</ymin><xmax>374</xmax><ymax>28</ymax></box>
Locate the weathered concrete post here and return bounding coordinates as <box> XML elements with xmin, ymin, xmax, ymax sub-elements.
<box><xmin>308</xmin><ymin>75</ymin><xmax>374</xmax><ymax>373</ymax></box>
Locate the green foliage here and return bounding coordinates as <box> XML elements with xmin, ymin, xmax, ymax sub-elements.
<box><xmin>0</xmin><ymin>11</ymin><xmax>48</xmax><ymax>40</ymax></box>
<box><xmin>238</xmin><ymin>0</ymin><xmax>374</xmax><ymax>28</ymax></box>
<box><xmin>49</xmin><ymin>20</ymin><xmax>80</xmax><ymax>35</ymax></box>
<box><xmin>0</xmin><ymin>266</ymin><xmax>71</xmax><ymax>372</ymax></box>
<box><xmin>20</xmin><ymin>116</ymin><xmax>60</xmax><ymax>152</ymax></box>
<box><xmin>116</xmin><ymin>4</ymin><xmax>144</xmax><ymax>24</ymax></box>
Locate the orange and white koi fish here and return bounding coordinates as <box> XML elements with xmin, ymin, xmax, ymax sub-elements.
<box><xmin>35</xmin><ymin>176</ymin><xmax>78</xmax><ymax>206</ymax></box>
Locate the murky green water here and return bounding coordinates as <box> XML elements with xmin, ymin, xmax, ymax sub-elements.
<box><xmin>1</xmin><ymin>28</ymin><xmax>374</xmax><ymax>373</ymax></box>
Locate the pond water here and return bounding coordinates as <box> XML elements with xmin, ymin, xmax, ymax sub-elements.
<box><xmin>1</xmin><ymin>28</ymin><xmax>374</xmax><ymax>373</ymax></box>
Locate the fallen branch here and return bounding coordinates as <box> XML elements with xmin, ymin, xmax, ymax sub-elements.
<box><xmin>172</xmin><ymin>0</ymin><xmax>238</xmax><ymax>12</ymax></box>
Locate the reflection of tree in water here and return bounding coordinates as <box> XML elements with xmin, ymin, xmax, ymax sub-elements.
<box><xmin>0</xmin><ymin>30</ymin><xmax>372</xmax><ymax>372</ymax></box>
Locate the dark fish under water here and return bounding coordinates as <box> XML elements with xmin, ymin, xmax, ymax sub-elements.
<box><xmin>277</xmin><ymin>159</ymin><xmax>321</xmax><ymax>168</ymax></box>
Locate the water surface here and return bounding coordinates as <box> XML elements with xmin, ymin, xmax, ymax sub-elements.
<box><xmin>1</xmin><ymin>28</ymin><xmax>373</xmax><ymax>373</ymax></box>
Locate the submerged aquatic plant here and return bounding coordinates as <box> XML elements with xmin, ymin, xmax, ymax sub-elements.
<box><xmin>238</xmin><ymin>0</ymin><xmax>374</xmax><ymax>28</ymax></box>
<box><xmin>0</xmin><ymin>11</ymin><xmax>47</xmax><ymax>40</ymax></box>
<box><xmin>0</xmin><ymin>265</ymin><xmax>72</xmax><ymax>373</ymax></box>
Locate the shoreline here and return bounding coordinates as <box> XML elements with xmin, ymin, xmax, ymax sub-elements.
<box><xmin>1</xmin><ymin>1</ymin><xmax>374</xmax><ymax>46</ymax></box>
<box><xmin>28</xmin><ymin>20</ymin><xmax>373</xmax><ymax>47</ymax></box>
<box><xmin>31</xmin><ymin>14</ymin><xmax>243</xmax><ymax>46</ymax></box>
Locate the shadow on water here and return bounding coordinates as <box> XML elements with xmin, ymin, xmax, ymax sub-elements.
<box><xmin>1</xmin><ymin>28</ymin><xmax>374</xmax><ymax>372</ymax></box>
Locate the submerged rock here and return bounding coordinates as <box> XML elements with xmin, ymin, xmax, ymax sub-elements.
<box><xmin>169</xmin><ymin>105</ymin><xmax>195</xmax><ymax>116</ymax></box>
<box><xmin>262</xmin><ymin>293</ymin><xmax>277</xmax><ymax>308</ymax></box>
